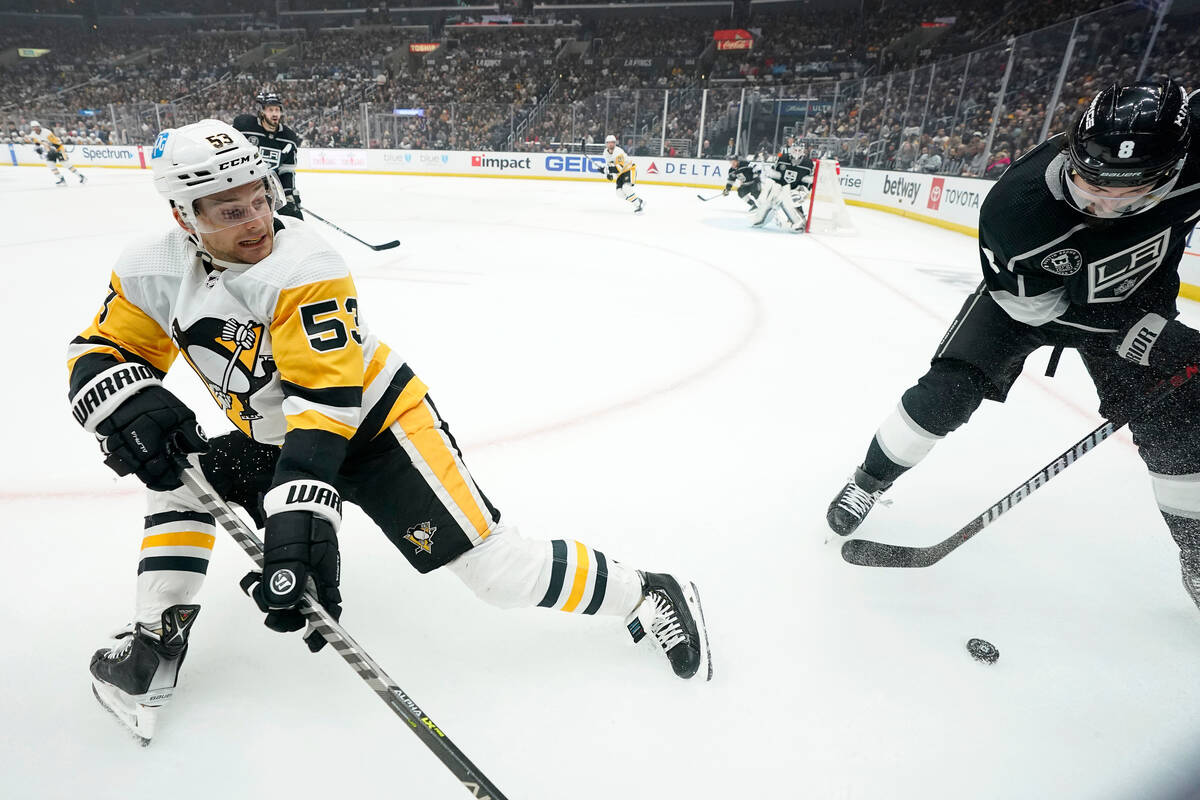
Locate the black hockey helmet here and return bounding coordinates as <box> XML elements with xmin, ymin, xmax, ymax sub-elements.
<box><xmin>255</xmin><ymin>90</ymin><xmax>283</xmax><ymax>109</ymax></box>
<box><xmin>1066</xmin><ymin>80</ymin><xmax>1190</xmax><ymax>188</ymax></box>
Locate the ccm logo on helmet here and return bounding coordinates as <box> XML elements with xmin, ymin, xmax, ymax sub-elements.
<box><xmin>218</xmin><ymin>154</ymin><xmax>253</xmax><ymax>171</ymax></box>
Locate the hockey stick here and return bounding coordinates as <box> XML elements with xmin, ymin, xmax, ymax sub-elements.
<box><xmin>302</xmin><ymin>207</ymin><xmax>400</xmax><ymax>251</ymax></box>
<box><xmin>841</xmin><ymin>362</ymin><xmax>1200</xmax><ymax>569</ymax></box>
<box><xmin>173</xmin><ymin>459</ymin><xmax>509</xmax><ymax>799</ymax></box>
<box><xmin>696</xmin><ymin>191</ymin><xmax>724</xmax><ymax>201</ymax></box>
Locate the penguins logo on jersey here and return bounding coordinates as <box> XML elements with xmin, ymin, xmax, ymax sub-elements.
<box><xmin>171</xmin><ymin>316</ymin><xmax>277</xmax><ymax>430</ymax></box>
<box><xmin>404</xmin><ymin>522</ymin><xmax>437</xmax><ymax>555</ymax></box>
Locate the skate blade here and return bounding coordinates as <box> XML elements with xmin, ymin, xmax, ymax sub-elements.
<box><xmin>684</xmin><ymin>581</ymin><xmax>714</xmax><ymax>682</ymax></box>
<box><xmin>91</xmin><ymin>682</ymin><xmax>156</xmax><ymax>745</ymax></box>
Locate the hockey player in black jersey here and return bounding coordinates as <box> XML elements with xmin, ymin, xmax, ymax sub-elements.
<box><xmin>827</xmin><ymin>81</ymin><xmax>1200</xmax><ymax>610</ymax></box>
<box><xmin>233</xmin><ymin>91</ymin><xmax>303</xmax><ymax>219</ymax></box>
<box><xmin>724</xmin><ymin>156</ymin><xmax>761</xmax><ymax>210</ymax></box>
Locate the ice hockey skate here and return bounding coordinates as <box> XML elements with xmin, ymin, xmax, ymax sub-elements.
<box><xmin>55</xmin><ymin>176</ymin><xmax>66</xmax><ymax>186</ymax></box>
<box><xmin>90</xmin><ymin>605</ymin><xmax>200</xmax><ymax>744</ymax></box>
<box><xmin>827</xmin><ymin>467</ymin><xmax>891</xmax><ymax>536</ymax></box>
<box><xmin>626</xmin><ymin>572</ymin><xmax>712</xmax><ymax>680</ymax></box>
<box><xmin>78</xmin><ymin>172</ymin><xmax>87</xmax><ymax>184</ymax></box>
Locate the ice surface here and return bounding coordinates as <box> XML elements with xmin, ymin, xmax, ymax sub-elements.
<box><xmin>3</xmin><ymin>165</ymin><xmax>1200</xmax><ymax>799</ymax></box>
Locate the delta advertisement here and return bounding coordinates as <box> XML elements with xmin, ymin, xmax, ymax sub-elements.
<box><xmin>4</xmin><ymin>141</ymin><xmax>1198</xmax><ymax>286</ymax></box>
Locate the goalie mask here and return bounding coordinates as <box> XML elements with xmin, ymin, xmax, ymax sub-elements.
<box><xmin>150</xmin><ymin>119</ymin><xmax>285</xmax><ymax>234</ymax></box>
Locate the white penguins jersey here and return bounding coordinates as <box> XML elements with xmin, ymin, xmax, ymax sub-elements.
<box><xmin>27</xmin><ymin>125</ymin><xmax>66</xmax><ymax>151</ymax></box>
<box><xmin>68</xmin><ymin>218</ymin><xmax>425</xmax><ymax>447</ymax></box>
<box><xmin>604</xmin><ymin>145</ymin><xmax>635</xmax><ymax>177</ymax></box>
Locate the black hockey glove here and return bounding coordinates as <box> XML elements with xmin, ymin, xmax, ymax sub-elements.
<box><xmin>242</xmin><ymin>479</ymin><xmax>342</xmax><ymax>653</ymax></box>
<box><xmin>285</xmin><ymin>188</ymin><xmax>301</xmax><ymax>208</ymax></box>
<box><xmin>34</xmin><ymin>144</ymin><xmax>44</xmax><ymax>156</ymax></box>
<box><xmin>71</xmin><ymin>363</ymin><xmax>208</xmax><ymax>491</ymax></box>
<box><xmin>1113</xmin><ymin>313</ymin><xmax>1200</xmax><ymax>374</ymax></box>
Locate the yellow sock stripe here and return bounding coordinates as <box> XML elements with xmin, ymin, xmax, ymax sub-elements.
<box><xmin>141</xmin><ymin>531</ymin><xmax>216</xmax><ymax>550</ymax></box>
<box><xmin>397</xmin><ymin>401</ymin><xmax>491</xmax><ymax>537</ymax></box>
<box><xmin>560</xmin><ymin>541</ymin><xmax>591</xmax><ymax>612</ymax></box>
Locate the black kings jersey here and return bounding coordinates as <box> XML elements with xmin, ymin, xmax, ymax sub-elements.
<box><xmin>772</xmin><ymin>158</ymin><xmax>814</xmax><ymax>191</ymax></box>
<box><xmin>726</xmin><ymin>163</ymin><xmax>759</xmax><ymax>189</ymax></box>
<box><xmin>979</xmin><ymin>133</ymin><xmax>1200</xmax><ymax>333</ymax></box>
<box><xmin>232</xmin><ymin>115</ymin><xmax>301</xmax><ymax>193</ymax></box>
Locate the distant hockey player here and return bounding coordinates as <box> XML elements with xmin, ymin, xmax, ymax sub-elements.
<box><xmin>70</xmin><ymin>120</ymin><xmax>710</xmax><ymax>742</ymax></box>
<box><xmin>603</xmin><ymin>134</ymin><xmax>644</xmax><ymax>213</ymax></box>
<box><xmin>723</xmin><ymin>155</ymin><xmax>761</xmax><ymax>211</ymax></box>
<box><xmin>27</xmin><ymin>120</ymin><xmax>85</xmax><ymax>186</ymax></box>
<box><xmin>751</xmin><ymin>156</ymin><xmax>806</xmax><ymax>232</ymax></box>
<box><xmin>827</xmin><ymin>82</ymin><xmax>1200</xmax><ymax>610</ymax></box>
<box><xmin>233</xmin><ymin>91</ymin><xmax>302</xmax><ymax>219</ymax></box>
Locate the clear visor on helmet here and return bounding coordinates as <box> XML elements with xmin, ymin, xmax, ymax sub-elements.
<box><xmin>1062</xmin><ymin>163</ymin><xmax>1182</xmax><ymax>219</ymax></box>
<box><xmin>189</xmin><ymin>172</ymin><xmax>286</xmax><ymax>234</ymax></box>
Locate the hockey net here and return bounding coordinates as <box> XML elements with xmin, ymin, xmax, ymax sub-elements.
<box><xmin>804</xmin><ymin>159</ymin><xmax>856</xmax><ymax>234</ymax></box>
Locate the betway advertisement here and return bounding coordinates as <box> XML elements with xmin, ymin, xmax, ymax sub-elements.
<box><xmin>837</xmin><ymin>167</ymin><xmax>994</xmax><ymax>232</ymax></box>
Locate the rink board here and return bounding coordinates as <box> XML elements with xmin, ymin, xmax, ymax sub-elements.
<box><xmin>7</xmin><ymin>141</ymin><xmax>1199</xmax><ymax>290</ymax></box>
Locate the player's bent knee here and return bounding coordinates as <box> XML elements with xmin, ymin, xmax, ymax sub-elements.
<box><xmin>902</xmin><ymin>360</ymin><xmax>989</xmax><ymax>435</ymax></box>
<box><xmin>445</xmin><ymin>524</ymin><xmax>550</xmax><ymax>609</ymax></box>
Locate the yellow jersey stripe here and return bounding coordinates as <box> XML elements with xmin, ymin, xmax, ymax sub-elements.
<box><xmin>396</xmin><ymin>401</ymin><xmax>491</xmax><ymax>537</ymax></box>
<box><xmin>560</xmin><ymin>540</ymin><xmax>591</xmax><ymax>612</ymax></box>
<box><xmin>286</xmin><ymin>408</ymin><xmax>358</xmax><ymax>439</ymax></box>
<box><xmin>364</xmin><ymin>342</ymin><xmax>392</xmax><ymax>389</ymax></box>
<box><xmin>141</xmin><ymin>531</ymin><xmax>216</xmax><ymax>550</ymax></box>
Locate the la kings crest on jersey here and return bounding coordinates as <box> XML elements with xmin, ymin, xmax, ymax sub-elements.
<box><xmin>978</xmin><ymin>134</ymin><xmax>1200</xmax><ymax>327</ymax></box>
<box><xmin>244</xmin><ymin>134</ymin><xmax>282</xmax><ymax>168</ymax></box>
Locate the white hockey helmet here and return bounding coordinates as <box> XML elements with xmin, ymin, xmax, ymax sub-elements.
<box><xmin>150</xmin><ymin>119</ymin><xmax>284</xmax><ymax>233</ymax></box>
<box><xmin>29</xmin><ymin>120</ymin><xmax>41</xmax><ymax>129</ymax></box>
<box><xmin>605</xmin><ymin>134</ymin><xmax>617</xmax><ymax>144</ymax></box>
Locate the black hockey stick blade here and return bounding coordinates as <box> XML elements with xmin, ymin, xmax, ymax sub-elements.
<box><xmin>696</xmin><ymin>192</ymin><xmax>722</xmax><ymax>201</ymax></box>
<box><xmin>838</xmin><ymin>362</ymin><xmax>1200</xmax><ymax>569</ymax></box>
<box><xmin>303</xmin><ymin>207</ymin><xmax>400</xmax><ymax>251</ymax></box>
<box><xmin>840</xmin><ymin>537</ymin><xmax>945</xmax><ymax>569</ymax></box>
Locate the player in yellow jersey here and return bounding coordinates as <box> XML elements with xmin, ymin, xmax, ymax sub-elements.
<box><xmin>27</xmin><ymin>121</ymin><xmax>86</xmax><ymax>186</ymax></box>
<box><xmin>603</xmin><ymin>134</ymin><xmax>644</xmax><ymax>213</ymax></box>
<box><xmin>69</xmin><ymin>120</ymin><xmax>710</xmax><ymax>742</ymax></box>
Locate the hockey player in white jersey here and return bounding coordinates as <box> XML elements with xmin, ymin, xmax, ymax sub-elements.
<box><xmin>70</xmin><ymin>120</ymin><xmax>710</xmax><ymax>743</ymax></box>
<box><xmin>603</xmin><ymin>134</ymin><xmax>644</xmax><ymax>213</ymax></box>
<box><xmin>26</xmin><ymin>121</ymin><xmax>86</xmax><ymax>186</ymax></box>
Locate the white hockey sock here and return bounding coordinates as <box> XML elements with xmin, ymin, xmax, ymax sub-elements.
<box><xmin>134</xmin><ymin>486</ymin><xmax>216</xmax><ymax>627</ymax></box>
<box><xmin>446</xmin><ymin>524</ymin><xmax>643</xmax><ymax>616</ymax></box>
<box><xmin>873</xmin><ymin>402</ymin><xmax>945</xmax><ymax>470</ymax></box>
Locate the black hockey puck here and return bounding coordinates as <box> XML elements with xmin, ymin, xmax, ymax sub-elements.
<box><xmin>966</xmin><ymin>638</ymin><xmax>999</xmax><ymax>664</ymax></box>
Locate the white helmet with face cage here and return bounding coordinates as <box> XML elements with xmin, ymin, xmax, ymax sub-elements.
<box><xmin>150</xmin><ymin>119</ymin><xmax>284</xmax><ymax>233</ymax></box>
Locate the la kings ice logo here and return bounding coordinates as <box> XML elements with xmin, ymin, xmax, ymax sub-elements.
<box><xmin>1040</xmin><ymin>248</ymin><xmax>1083</xmax><ymax>276</ymax></box>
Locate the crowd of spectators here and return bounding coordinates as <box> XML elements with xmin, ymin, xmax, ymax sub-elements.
<box><xmin>4</xmin><ymin>0</ymin><xmax>1198</xmax><ymax>179</ymax></box>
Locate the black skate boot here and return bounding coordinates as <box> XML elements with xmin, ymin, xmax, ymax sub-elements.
<box><xmin>827</xmin><ymin>467</ymin><xmax>891</xmax><ymax>537</ymax></box>
<box><xmin>1180</xmin><ymin>550</ymin><xmax>1200</xmax><ymax>611</ymax></box>
<box><xmin>78</xmin><ymin>172</ymin><xmax>87</xmax><ymax>184</ymax></box>
<box><xmin>626</xmin><ymin>572</ymin><xmax>712</xmax><ymax>681</ymax></box>
<box><xmin>90</xmin><ymin>604</ymin><xmax>200</xmax><ymax>744</ymax></box>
